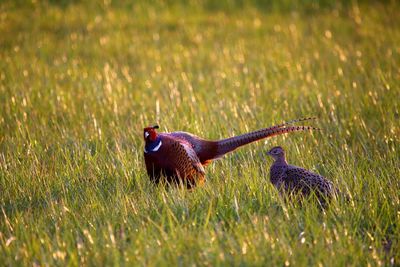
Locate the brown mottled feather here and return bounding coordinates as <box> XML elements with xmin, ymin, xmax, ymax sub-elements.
<box><xmin>144</xmin><ymin>135</ymin><xmax>205</xmax><ymax>188</ymax></box>
<box><xmin>268</xmin><ymin>146</ymin><xmax>335</xmax><ymax>205</ymax></box>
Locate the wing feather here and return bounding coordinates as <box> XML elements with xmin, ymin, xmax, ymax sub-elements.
<box><xmin>166</xmin><ymin>139</ymin><xmax>205</xmax><ymax>186</ymax></box>
<box><xmin>285</xmin><ymin>165</ymin><xmax>333</xmax><ymax>195</ymax></box>
<box><xmin>180</xmin><ymin>142</ymin><xmax>205</xmax><ymax>175</ymax></box>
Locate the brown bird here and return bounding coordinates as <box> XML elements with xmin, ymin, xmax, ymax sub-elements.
<box><xmin>144</xmin><ymin>118</ymin><xmax>318</xmax><ymax>188</ymax></box>
<box><xmin>267</xmin><ymin>146</ymin><xmax>335</xmax><ymax>205</ymax></box>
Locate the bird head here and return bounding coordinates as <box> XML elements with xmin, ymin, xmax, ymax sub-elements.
<box><xmin>143</xmin><ymin>125</ymin><xmax>159</xmax><ymax>142</ymax></box>
<box><xmin>267</xmin><ymin>146</ymin><xmax>285</xmax><ymax>160</ymax></box>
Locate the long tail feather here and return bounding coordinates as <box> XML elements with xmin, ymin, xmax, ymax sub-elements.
<box><xmin>269</xmin><ymin>117</ymin><xmax>317</xmax><ymax>129</ymax></box>
<box><xmin>215</xmin><ymin>125</ymin><xmax>319</xmax><ymax>158</ymax></box>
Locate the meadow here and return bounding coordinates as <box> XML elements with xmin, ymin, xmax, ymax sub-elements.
<box><xmin>0</xmin><ymin>0</ymin><xmax>399</xmax><ymax>266</ymax></box>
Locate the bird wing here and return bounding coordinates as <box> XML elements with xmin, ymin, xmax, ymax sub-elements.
<box><xmin>284</xmin><ymin>165</ymin><xmax>333</xmax><ymax>195</ymax></box>
<box><xmin>179</xmin><ymin>142</ymin><xmax>206</xmax><ymax>175</ymax></box>
<box><xmin>165</xmin><ymin>138</ymin><xmax>206</xmax><ymax>185</ymax></box>
<box><xmin>167</xmin><ymin>132</ymin><xmax>218</xmax><ymax>165</ymax></box>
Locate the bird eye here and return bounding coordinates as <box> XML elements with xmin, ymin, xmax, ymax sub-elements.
<box><xmin>144</xmin><ymin>132</ymin><xmax>150</xmax><ymax>138</ymax></box>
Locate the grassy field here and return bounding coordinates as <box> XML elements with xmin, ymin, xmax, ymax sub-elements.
<box><xmin>1</xmin><ymin>0</ymin><xmax>399</xmax><ymax>266</ymax></box>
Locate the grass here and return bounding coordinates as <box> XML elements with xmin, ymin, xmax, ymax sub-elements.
<box><xmin>0</xmin><ymin>0</ymin><xmax>399</xmax><ymax>266</ymax></box>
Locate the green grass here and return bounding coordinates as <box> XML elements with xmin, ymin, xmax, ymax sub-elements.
<box><xmin>1</xmin><ymin>0</ymin><xmax>399</xmax><ymax>266</ymax></box>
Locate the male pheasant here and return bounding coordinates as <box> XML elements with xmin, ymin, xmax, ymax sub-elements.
<box><xmin>143</xmin><ymin>118</ymin><xmax>318</xmax><ymax>188</ymax></box>
<box><xmin>267</xmin><ymin>146</ymin><xmax>335</xmax><ymax>205</ymax></box>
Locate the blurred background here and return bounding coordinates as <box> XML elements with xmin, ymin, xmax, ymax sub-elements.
<box><xmin>0</xmin><ymin>0</ymin><xmax>399</xmax><ymax>266</ymax></box>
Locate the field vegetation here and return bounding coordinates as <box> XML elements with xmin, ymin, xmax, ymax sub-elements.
<box><xmin>0</xmin><ymin>0</ymin><xmax>399</xmax><ymax>266</ymax></box>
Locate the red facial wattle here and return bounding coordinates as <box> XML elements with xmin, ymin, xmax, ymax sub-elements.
<box><xmin>144</xmin><ymin>126</ymin><xmax>158</xmax><ymax>142</ymax></box>
<box><xmin>149</xmin><ymin>130</ymin><xmax>157</xmax><ymax>141</ymax></box>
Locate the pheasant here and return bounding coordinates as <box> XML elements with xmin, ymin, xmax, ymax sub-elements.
<box><xmin>143</xmin><ymin>118</ymin><xmax>318</xmax><ymax>188</ymax></box>
<box><xmin>267</xmin><ymin>146</ymin><xmax>335</xmax><ymax>205</ymax></box>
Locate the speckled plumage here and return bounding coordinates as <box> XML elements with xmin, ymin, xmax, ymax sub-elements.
<box><xmin>143</xmin><ymin>118</ymin><xmax>318</xmax><ymax>188</ymax></box>
<box><xmin>267</xmin><ymin>146</ymin><xmax>335</xmax><ymax>204</ymax></box>
<box><xmin>144</xmin><ymin>134</ymin><xmax>206</xmax><ymax>188</ymax></box>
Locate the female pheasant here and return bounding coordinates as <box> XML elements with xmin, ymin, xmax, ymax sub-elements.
<box><xmin>267</xmin><ymin>146</ymin><xmax>335</xmax><ymax>205</ymax></box>
<box><xmin>143</xmin><ymin>118</ymin><xmax>318</xmax><ymax>188</ymax></box>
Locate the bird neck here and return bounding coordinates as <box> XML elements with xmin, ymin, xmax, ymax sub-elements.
<box><xmin>145</xmin><ymin>136</ymin><xmax>162</xmax><ymax>153</ymax></box>
<box><xmin>273</xmin><ymin>156</ymin><xmax>287</xmax><ymax>166</ymax></box>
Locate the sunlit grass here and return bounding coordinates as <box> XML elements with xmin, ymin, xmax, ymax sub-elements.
<box><xmin>0</xmin><ymin>0</ymin><xmax>399</xmax><ymax>266</ymax></box>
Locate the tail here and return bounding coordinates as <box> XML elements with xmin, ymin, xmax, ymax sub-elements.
<box><xmin>214</xmin><ymin>119</ymin><xmax>319</xmax><ymax>159</ymax></box>
<box><xmin>267</xmin><ymin>116</ymin><xmax>317</xmax><ymax>129</ymax></box>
